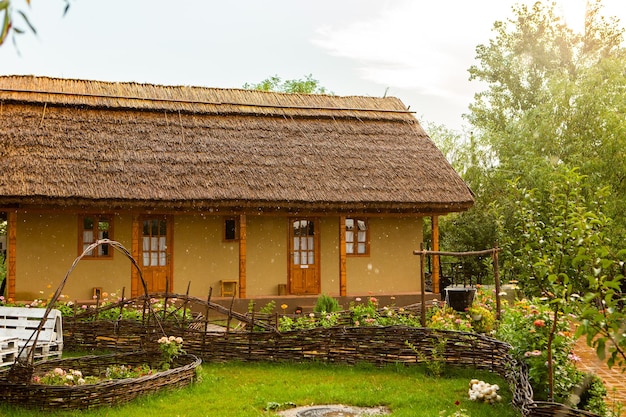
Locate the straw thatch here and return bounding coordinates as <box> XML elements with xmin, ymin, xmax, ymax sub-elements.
<box><xmin>0</xmin><ymin>75</ymin><xmax>473</xmax><ymax>213</ymax></box>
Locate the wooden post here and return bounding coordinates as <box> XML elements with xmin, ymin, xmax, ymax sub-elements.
<box><xmin>238</xmin><ymin>214</ymin><xmax>247</xmax><ymax>298</ymax></box>
<box><xmin>131</xmin><ymin>214</ymin><xmax>140</xmax><ymax>297</ymax></box>
<box><xmin>7</xmin><ymin>210</ymin><xmax>16</xmax><ymax>301</ymax></box>
<box><xmin>420</xmin><ymin>243</ymin><xmax>426</xmax><ymax>327</ymax></box>
<box><xmin>493</xmin><ymin>243</ymin><xmax>501</xmax><ymax>321</ymax></box>
<box><xmin>339</xmin><ymin>216</ymin><xmax>347</xmax><ymax>296</ymax></box>
<box><xmin>431</xmin><ymin>215</ymin><xmax>440</xmax><ymax>294</ymax></box>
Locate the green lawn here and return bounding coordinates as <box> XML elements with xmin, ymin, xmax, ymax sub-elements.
<box><xmin>0</xmin><ymin>361</ymin><xmax>523</xmax><ymax>417</ymax></box>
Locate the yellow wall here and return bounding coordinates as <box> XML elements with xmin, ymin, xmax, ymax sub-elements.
<box><xmin>13</xmin><ymin>211</ymin><xmax>423</xmax><ymax>301</ymax></box>
<box><xmin>173</xmin><ymin>214</ymin><xmax>239</xmax><ymax>297</ymax></box>
<box><xmin>15</xmin><ymin>212</ymin><xmax>133</xmax><ymax>302</ymax></box>
<box><xmin>245</xmin><ymin>216</ymin><xmax>287</xmax><ymax>297</ymax></box>
<box><xmin>345</xmin><ymin>217</ymin><xmax>423</xmax><ymax>295</ymax></box>
<box><xmin>319</xmin><ymin>217</ymin><xmax>341</xmax><ymax>296</ymax></box>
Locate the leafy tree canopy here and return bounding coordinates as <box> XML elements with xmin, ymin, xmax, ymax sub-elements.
<box><xmin>243</xmin><ymin>74</ymin><xmax>330</xmax><ymax>95</ymax></box>
<box><xmin>0</xmin><ymin>0</ymin><xmax>71</xmax><ymax>47</ymax></box>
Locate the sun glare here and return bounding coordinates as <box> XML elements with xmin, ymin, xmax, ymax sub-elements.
<box><xmin>557</xmin><ymin>0</ymin><xmax>587</xmax><ymax>33</ymax></box>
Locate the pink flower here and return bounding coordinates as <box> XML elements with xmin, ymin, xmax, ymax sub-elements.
<box><xmin>568</xmin><ymin>353</ymin><xmax>581</xmax><ymax>362</ymax></box>
<box><xmin>533</xmin><ymin>319</ymin><xmax>545</xmax><ymax>327</ymax></box>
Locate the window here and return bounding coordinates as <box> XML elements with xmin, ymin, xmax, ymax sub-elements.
<box><xmin>79</xmin><ymin>215</ymin><xmax>112</xmax><ymax>258</ymax></box>
<box><xmin>345</xmin><ymin>218</ymin><xmax>369</xmax><ymax>256</ymax></box>
<box><xmin>224</xmin><ymin>217</ymin><xmax>239</xmax><ymax>241</ymax></box>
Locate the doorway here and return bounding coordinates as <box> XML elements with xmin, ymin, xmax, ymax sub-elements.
<box><xmin>288</xmin><ymin>218</ymin><xmax>320</xmax><ymax>295</ymax></box>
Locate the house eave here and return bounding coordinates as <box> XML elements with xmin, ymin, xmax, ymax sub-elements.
<box><xmin>0</xmin><ymin>196</ymin><xmax>474</xmax><ymax>216</ymax></box>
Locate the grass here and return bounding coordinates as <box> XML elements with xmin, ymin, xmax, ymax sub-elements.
<box><xmin>0</xmin><ymin>361</ymin><xmax>523</xmax><ymax>417</ymax></box>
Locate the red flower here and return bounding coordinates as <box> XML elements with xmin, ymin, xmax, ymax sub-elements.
<box><xmin>455</xmin><ymin>400</ymin><xmax>460</xmax><ymax>406</ymax></box>
<box><xmin>533</xmin><ymin>319</ymin><xmax>546</xmax><ymax>327</ymax></box>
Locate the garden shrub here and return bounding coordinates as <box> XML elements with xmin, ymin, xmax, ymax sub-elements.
<box><xmin>496</xmin><ymin>298</ymin><xmax>607</xmax><ymax>415</ymax></box>
<box><xmin>313</xmin><ymin>294</ymin><xmax>340</xmax><ymax>313</ymax></box>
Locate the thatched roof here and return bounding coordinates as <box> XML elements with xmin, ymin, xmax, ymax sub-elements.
<box><xmin>0</xmin><ymin>75</ymin><xmax>473</xmax><ymax>214</ymax></box>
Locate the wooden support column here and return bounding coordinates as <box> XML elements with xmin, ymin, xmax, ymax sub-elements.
<box><xmin>431</xmin><ymin>215</ymin><xmax>440</xmax><ymax>294</ymax></box>
<box><xmin>131</xmin><ymin>214</ymin><xmax>140</xmax><ymax>297</ymax></box>
<box><xmin>339</xmin><ymin>216</ymin><xmax>347</xmax><ymax>297</ymax></box>
<box><xmin>238</xmin><ymin>214</ymin><xmax>247</xmax><ymax>298</ymax></box>
<box><xmin>7</xmin><ymin>210</ymin><xmax>17</xmax><ymax>301</ymax></box>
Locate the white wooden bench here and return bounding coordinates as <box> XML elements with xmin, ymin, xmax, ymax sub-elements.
<box><xmin>0</xmin><ymin>306</ymin><xmax>63</xmax><ymax>362</ymax></box>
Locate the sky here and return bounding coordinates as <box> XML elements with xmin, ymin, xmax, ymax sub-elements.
<box><xmin>1</xmin><ymin>0</ymin><xmax>625</xmax><ymax>130</ymax></box>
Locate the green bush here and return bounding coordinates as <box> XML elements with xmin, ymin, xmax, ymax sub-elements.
<box><xmin>313</xmin><ymin>294</ymin><xmax>340</xmax><ymax>313</ymax></box>
<box><xmin>496</xmin><ymin>298</ymin><xmax>607</xmax><ymax>415</ymax></box>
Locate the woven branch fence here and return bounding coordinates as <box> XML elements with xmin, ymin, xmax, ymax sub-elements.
<box><xmin>0</xmin><ymin>352</ymin><xmax>201</xmax><ymax>410</ymax></box>
<box><xmin>61</xmin><ymin>290</ymin><xmax>602</xmax><ymax>417</ymax></box>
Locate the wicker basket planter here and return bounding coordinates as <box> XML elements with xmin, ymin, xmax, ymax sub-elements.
<box><xmin>0</xmin><ymin>351</ymin><xmax>201</xmax><ymax>410</ymax></box>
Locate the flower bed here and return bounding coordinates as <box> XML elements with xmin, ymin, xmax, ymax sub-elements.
<box><xmin>0</xmin><ymin>351</ymin><xmax>201</xmax><ymax>410</ymax></box>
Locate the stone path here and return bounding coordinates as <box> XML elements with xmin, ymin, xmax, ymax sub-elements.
<box><xmin>573</xmin><ymin>337</ymin><xmax>626</xmax><ymax>410</ymax></box>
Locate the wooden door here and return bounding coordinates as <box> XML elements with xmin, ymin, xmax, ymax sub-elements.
<box><xmin>139</xmin><ymin>215</ymin><xmax>173</xmax><ymax>294</ymax></box>
<box><xmin>289</xmin><ymin>218</ymin><xmax>320</xmax><ymax>295</ymax></box>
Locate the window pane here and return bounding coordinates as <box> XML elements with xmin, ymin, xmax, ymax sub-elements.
<box><xmin>346</xmin><ymin>242</ymin><xmax>354</xmax><ymax>254</ymax></box>
<box><xmin>151</xmin><ymin>237</ymin><xmax>158</xmax><ymax>250</ymax></box>
<box><xmin>143</xmin><ymin>252</ymin><xmax>150</xmax><ymax>266</ymax></box>
<box><xmin>308</xmin><ymin>251</ymin><xmax>314</xmax><ymax>264</ymax></box>
<box><xmin>159</xmin><ymin>236</ymin><xmax>166</xmax><ymax>251</ymax></box>
<box><xmin>98</xmin><ymin>220</ymin><xmax>109</xmax><ymax>232</ymax></box>
<box><xmin>346</xmin><ymin>230</ymin><xmax>354</xmax><ymax>243</ymax></box>
<box><xmin>83</xmin><ymin>217</ymin><xmax>94</xmax><ymax>231</ymax></box>
<box><xmin>300</xmin><ymin>237</ymin><xmax>307</xmax><ymax>251</ymax></box>
<box><xmin>224</xmin><ymin>219</ymin><xmax>236</xmax><ymax>240</ymax></box>
<box><xmin>357</xmin><ymin>243</ymin><xmax>366</xmax><ymax>254</ymax></box>
<box><xmin>142</xmin><ymin>237</ymin><xmax>150</xmax><ymax>251</ymax></box>
<box><xmin>83</xmin><ymin>230</ymin><xmax>94</xmax><ymax>244</ymax></box>
<box><xmin>294</xmin><ymin>252</ymin><xmax>300</xmax><ymax>265</ymax></box>
<box><xmin>358</xmin><ymin>230</ymin><xmax>367</xmax><ymax>243</ymax></box>
<box><xmin>143</xmin><ymin>221</ymin><xmax>150</xmax><ymax>236</ymax></box>
<box><xmin>346</xmin><ymin>218</ymin><xmax>354</xmax><ymax>230</ymax></box>
<box><xmin>159</xmin><ymin>252</ymin><xmax>167</xmax><ymax>266</ymax></box>
<box><xmin>151</xmin><ymin>252</ymin><xmax>158</xmax><ymax>266</ymax></box>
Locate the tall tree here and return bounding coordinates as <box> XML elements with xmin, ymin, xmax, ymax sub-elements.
<box><xmin>465</xmin><ymin>0</ymin><xmax>626</xmax><ymax>370</ymax></box>
<box><xmin>243</xmin><ymin>74</ymin><xmax>330</xmax><ymax>95</ymax></box>
<box><xmin>467</xmin><ymin>0</ymin><xmax>626</xmax><ymax>244</ymax></box>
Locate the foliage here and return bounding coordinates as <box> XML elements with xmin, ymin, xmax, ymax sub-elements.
<box><xmin>104</xmin><ymin>364</ymin><xmax>153</xmax><ymax>379</ymax></box>
<box><xmin>0</xmin><ymin>0</ymin><xmax>71</xmax><ymax>48</ymax></box>
<box><xmin>349</xmin><ymin>296</ymin><xmax>380</xmax><ymax>326</ymax></box>
<box><xmin>406</xmin><ymin>338</ymin><xmax>447</xmax><ymax>377</ymax></box>
<box><xmin>33</xmin><ymin>367</ymin><xmax>94</xmax><ymax>385</ymax></box>
<box><xmin>278</xmin><ymin>311</ymin><xmax>340</xmax><ymax>331</ymax></box>
<box><xmin>496</xmin><ymin>299</ymin><xmax>607</xmax><ymax>415</ymax></box>
<box><xmin>313</xmin><ymin>294</ymin><xmax>340</xmax><ymax>313</ymax></box>
<box><xmin>466</xmin><ymin>285</ymin><xmax>497</xmax><ymax>334</ymax></box>
<box><xmin>248</xmin><ymin>299</ymin><xmax>276</xmax><ymax>315</ymax></box>
<box><xmin>242</xmin><ymin>74</ymin><xmax>330</xmax><ymax>94</ymax></box>
<box><xmin>466</xmin><ymin>0</ymin><xmax>626</xmax><ymax>248</ymax></box>
<box><xmin>32</xmin><ymin>364</ymin><xmax>153</xmax><ymax>386</ymax></box>
<box><xmin>426</xmin><ymin>301</ymin><xmax>473</xmax><ymax>332</ymax></box>
<box><xmin>157</xmin><ymin>336</ymin><xmax>185</xmax><ymax>370</ymax></box>
<box><xmin>498</xmin><ymin>166</ymin><xmax>626</xmax><ymax>372</ymax></box>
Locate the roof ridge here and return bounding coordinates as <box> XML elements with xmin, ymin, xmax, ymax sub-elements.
<box><xmin>0</xmin><ymin>85</ymin><xmax>415</xmax><ymax>114</ymax></box>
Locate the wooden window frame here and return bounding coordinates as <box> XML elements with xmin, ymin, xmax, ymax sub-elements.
<box><xmin>78</xmin><ymin>214</ymin><xmax>114</xmax><ymax>259</ymax></box>
<box><xmin>345</xmin><ymin>217</ymin><xmax>370</xmax><ymax>256</ymax></box>
<box><xmin>223</xmin><ymin>217</ymin><xmax>239</xmax><ymax>242</ymax></box>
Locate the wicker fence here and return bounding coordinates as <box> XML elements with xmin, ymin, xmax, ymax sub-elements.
<box><xmin>63</xmin><ymin>315</ymin><xmax>535</xmax><ymax>415</ymax></box>
<box><xmin>57</xmin><ymin>293</ymin><xmax>598</xmax><ymax>417</ymax></box>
